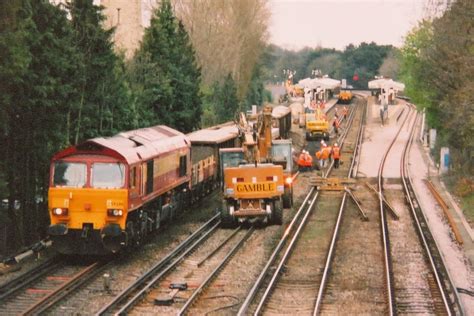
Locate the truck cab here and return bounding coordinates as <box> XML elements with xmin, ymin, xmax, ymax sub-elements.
<box><xmin>305</xmin><ymin>109</ymin><xmax>330</xmax><ymax>141</ymax></box>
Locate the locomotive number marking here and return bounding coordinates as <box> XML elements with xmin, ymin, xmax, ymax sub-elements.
<box><xmin>107</xmin><ymin>200</ymin><xmax>124</xmax><ymax>208</ymax></box>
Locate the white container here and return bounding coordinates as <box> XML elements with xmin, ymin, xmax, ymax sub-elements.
<box><xmin>439</xmin><ymin>147</ymin><xmax>450</xmax><ymax>174</ymax></box>
<box><xmin>252</xmin><ymin>105</ymin><xmax>257</xmax><ymax>116</ymax></box>
<box><xmin>429</xmin><ymin>129</ymin><xmax>437</xmax><ymax>150</ymax></box>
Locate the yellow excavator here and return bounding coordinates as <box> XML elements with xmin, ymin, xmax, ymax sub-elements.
<box><xmin>219</xmin><ymin>106</ymin><xmax>294</xmax><ymax>227</ymax></box>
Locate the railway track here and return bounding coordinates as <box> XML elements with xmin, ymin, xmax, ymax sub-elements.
<box><xmin>0</xmin><ymin>256</ymin><xmax>107</xmax><ymax>315</ymax></box>
<box><xmin>96</xmin><ymin>213</ymin><xmax>227</xmax><ymax>315</ymax></box>
<box><xmin>391</xmin><ymin>106</ymin><xmax>463</xmax><ymax>314</ymax></box>
<box><xmin>370</xmin><ymin>103</ymin><xmax>463</xmax><ymax>315</ymax></box>
<box><xmin>285</xmin><ymin>100</ymin><xmax>464</xmax><ymax>315</ymax></box>
<box><xmin>237</xmin><ymin>97</ymin><xmax>365</xmax><ymax>315</ymax></box>
<box><xmin>376</xmin><ymin>103</ymin><xmax>414</xmax><ymax>315</ymax></box>
<box><xmin>309</xmin><ymin>102</ymin><xmax>414</xmax><ymax>315</ymax></box>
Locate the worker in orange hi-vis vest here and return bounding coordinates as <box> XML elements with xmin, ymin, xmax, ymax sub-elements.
<box><xmin>317</xmin><ymin>144</ymin><xmax>331</xmax><ymax>169</ymax></box>
<box><xmin>304</xmin><ymin>150</ymin><xmax>313</xmax><ymax>171</ymax></box>
<box><xmin>342</xmin><ymin>106</ymin><xmax>348</xmax><ymax>120</ymax></box>
<box><xmin>332</xmin><ymin>118</ymin><xmax>340</xmax><ymax>136</ymax></box>
<box><xmin>331</xmin><ymin>143</ymin><xmax>341</xmax><ymax>169</ymax></box>
<box><xmin>297</xmin><ymin>150</ymin><xmax>308</xmax><ymax>171</ymax></box>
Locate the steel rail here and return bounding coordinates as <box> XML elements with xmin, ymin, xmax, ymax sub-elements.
<box><xmin>252</xmin><ymin>189</ymin><xmax>320</xmax><ymax>315</ymax></box>
<box><xmin>313</xmin><ymin>98</ymin><xmax>366</xmax><ymax>315</ymax></box>
<box><xmin>352</xmin><ymin>93</ymin><xmax>368</xmax><ymax>178</ymax></box>
<box><xmin>96</xmin><ymin>213</ymin><xmax>221</xmax><ymax>316</ymax></box>
<box><xmin>238</xmin><ymin>99</ymin><xmax>360</xmax><ymax>315</ymax></box>
<box><xmin>0</xmin><ymin>257</ymin><xmax>59</xmax><ymax>302</ymax></box>
<box><xmin>236</xmin><ymin>187</ymin><xmax>316</xmax><ymax>315</ymax></box>
<box><xmin>376</xmin><ymin>104</ymin><xmax>413</xmax><ymax>315</ymax></box>
<box><xmin>24</xmin><ymin>261</ymin><xmax>104</xmax><ymax>315</ymax></box>
<box><xmin>197</xmin><ymin>226</ymin><xmax>242</xmax><ymax>267</ymax></box>
<box><xmin>0</xmin><ymin>257</ymin><xmax>109</xmax><ymax>316</ymax></box>
<box><xmin>178</xmin><ymin>227</ymin><xmax>255</xmax><ymax>315</ymax></box>
<box><xmin>401</xmin><ymin>113</ymin><xmax>464</xmax><ymax>315</ymax></box>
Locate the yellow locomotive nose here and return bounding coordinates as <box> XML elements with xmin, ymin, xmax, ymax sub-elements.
<box><xmin>48</xmin><ymin>187</ymin><xmax>128</xmax><ymax>255</ymax></box>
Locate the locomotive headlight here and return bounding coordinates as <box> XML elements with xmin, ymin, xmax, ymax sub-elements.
<box><xmin>285</xmin><ymin>177</ymin><xmax>293</xmax><ymax>185</ymax></box>
<box><xmin>52</xmin><ymin>208</ymin><xmax>68</xmax><ymax>216</ymax></box>
<box><xmin>107</xmin><ymin>209</ymin><xmax>123</xmax><ymax>217</ymax></box>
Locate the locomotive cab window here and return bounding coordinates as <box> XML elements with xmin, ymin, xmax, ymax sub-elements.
<box><xmin>53</xmin><ymin>161</ymin><xmax>87</xmax><ymax>188</ymax></box>
<box><xmin>129</xmin><ymin>167</ymin><xmax>137</xmax><ymax>189</ymax></box>
<box><xmin>91</xmin><ymin>163</ymin><xmax>125</xmax><ymax>189</ymax></box>
<box><xmin>179</xmin><ymin>155</ymin><xmax>187</xmax><ymax>177</ymax></box>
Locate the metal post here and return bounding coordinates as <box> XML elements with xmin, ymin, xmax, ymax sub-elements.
<box><xmin>103</xmin><ymin>273</ymin><xmax>111</xmax><ymax>293</ymax></box>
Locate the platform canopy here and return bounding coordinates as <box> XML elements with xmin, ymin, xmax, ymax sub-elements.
<box><xmin>298</xmin><ymin>77</ymin><xmax>341</xmax><ymax>90</ymax></box>
<box><xmin>368</xmin><ymin>78</ymin><xmax>405</xmax><ymax>92</ymax></box>
<box><xmin>271</xmin><ymin>105</ymin><xmax>291</xmax><ymax>119</ymax></box>
<box><xmin>298</xmin><ymin>78</ymin><xmax>313</xmax><ymax>87</ymax></box>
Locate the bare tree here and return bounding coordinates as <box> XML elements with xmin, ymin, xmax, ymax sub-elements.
<box><xmin>173</xmin><ymin>0</ymin><xmax>270</xmax><ymax>97</ymax></box>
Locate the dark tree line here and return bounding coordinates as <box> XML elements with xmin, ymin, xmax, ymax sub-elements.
<box><xmin>261</xmin><ymin>42</ymin><xmax>393</xmax><ymax>89</ymax></box>
<box><xmin>1</xmin><ymin>0</ymin><xmax>268</xmax><ymax>252</ymax></box>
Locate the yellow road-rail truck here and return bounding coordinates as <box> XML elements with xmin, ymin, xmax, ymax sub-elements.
<box><xmin>305</xmin><ymin>108</ymin><xmax>330</xmax><ymax>141</ymax></box>
<box><xmin>219</xmin><ymin>106</ymin><xmax>294</xmax><ymax>227</ymax></box>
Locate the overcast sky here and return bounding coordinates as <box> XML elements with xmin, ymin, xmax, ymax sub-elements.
<box><xmin>269</xmin><ymin>0</ymin><xmax>429</xmax><ymax>50</ymax></box>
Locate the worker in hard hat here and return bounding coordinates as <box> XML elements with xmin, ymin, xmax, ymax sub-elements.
<box><xmin>303</xmin><ymin>150</ymin><xmax>313</xmax><ymax>171</ymax></box>
<box><xmin>331</xmin><ymin>143</ymin><xmax>341</xmax><ymax>169</ymax></box>
<box><xmin>342</xmin><ymin>106</ymin><xmax>348</xmax><ymax>120</ymax></box>
<box><xmin>316</xmin><ymin>144</ymin><xmax>331</xmax><ymax>170</ymax></box>
<box><xmin>332</xmin><ymin>118</ymin><xmax>340</xmax><ymax>136</ymax></box>
<box><xmin>297</xmin><ymin>150</ymin><xmax>308</xmax><ymax>171</ymax></box>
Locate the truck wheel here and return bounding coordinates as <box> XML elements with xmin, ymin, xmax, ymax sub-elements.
<box><xmin>272</xmin><ymin>199</ymin><xmax>283</xmax><ymax>225</ymax></box>
<box><xmin>282</xmin><ymin>187</ymin><xmax>293</xmax><ymax>208</ymax></box>
<box><xmin>220</xmin><ymin>200</ymin><xmax>237</xmax><ymax>228</ymax></box>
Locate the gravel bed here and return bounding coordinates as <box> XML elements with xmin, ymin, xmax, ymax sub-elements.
<box><xmin>47</xmin><ymin>193</ymin><xmax>220</xmax><ymax>315</ymax></box>
<box><xmin>386</xmin><ymin>188</ymin><xmax>444</xmax><ymax>313</ymax></box>
<box><xmin>320</xmin><ymin>180</ymin><xmax>387</xmax><ymax>315</ymax></box>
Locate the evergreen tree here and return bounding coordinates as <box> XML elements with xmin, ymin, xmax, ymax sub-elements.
<box><xmin>341</xmin><ymin>42</ymin><xmax>392</xmax><ymax>88</ymax></box>
<box><xmin>67</xmin><ymin>0</ymin><xmax>132</xmax><ymax>143</ymax></box>
<box><xmin>243</xmin><ymin>64</ymin><xmax>267</xmax><ymax>110</ymax></box>
<box><xmin>136</xmin><ymin>0</ymin><xmax>202</xmax><ymax>133</ymax></box>
<box><xmin>0</xmin><ymin>0</ymin><xmax>30</xmax><ymax>248</ymax></box>
<box><xmin>214</xmin><ymin>74</ymin><xmax>240</xmax><ymax>123</ymax></box>
<box><xmin>173</xmin><ymin>21</ymin><xmax>202</xmax><ymax>132</ymax></box>
<box><xmin>1</xmin><ymin>0</ymin><xmax>82</xmax><ymax>246</ymax></box>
